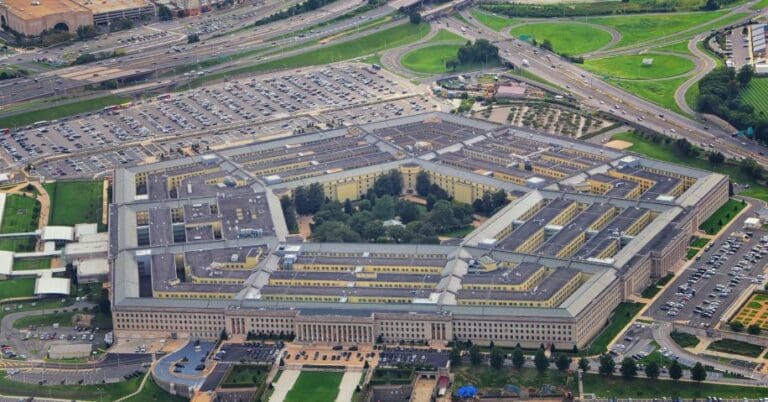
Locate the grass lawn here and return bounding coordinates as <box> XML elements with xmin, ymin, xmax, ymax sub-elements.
<box><xmin>641</xmin><ymin>284</ymin><xmax>662</xmax><ymax>299</ymax></box>
<box><xmin>670</xmin><ymin>330</ymin><xmax>700</xmax><ymax>348</ymax></box>
<box><xmin>698</xmin><ymin>199</ymin><xmax>746</xmax><ymax>235</ymax></box>
<box><xmin>0</xmin><ymin>95</ymin><xmax>129</xmax><ymax>129</ymax></box>
<box><xmin>439</xmin><ymin>225</ymin><xmax>475</xmax><ymax>238</ymax></box>
<box><xmin>686</xmin><ymin>248</ymin><xmax>701</xmax><ymax>260</ymax></box>
<box><xmin>284</xmin><ymin>371</ymin><xmax>343</xmax><ymax>402</ymax></box>
<box><xmin>584</xmin><ymin>54</ymin><xmax>694</xmax><ymax>80</ymax></box>
<box><xmin>120</xmin><ymin>376</ymin><xmax>185</xmax><ymax>402</ymax></box>
<box><xmin>189</xmin><ymin>22</ymin><xmax>430</xmax><ymax>86</ymax></box>
<box><xmin>612</xmin><ymin>77</ymin><xmax>688</xmax><ymax>116</ymax></box>
<box><xmin>470</xmin><ymin>9</ymin><xmax>516</xmax><ymax>31</ymax></box>
<box><xmin>707</xmin><ymin>338</ymin><xmax>764</xmax><ymax>357</ymax></box>
<box><xmin>582</xmin><ymin>372</ymin><xmax>768</xmax><ymax>398</ymax></box>
<box><xmin>0</xmin><ymin>371</ymin><xmax>144</xmax><ymax>401</ymax></box>
<box><xmin>221</xmin><ymin>364</ymin><xmax>270</xmax><ymax>388</ymax></box>
<box><xmin>13</xmin><ymin>311</ymin><xmax>77</xmax><ymax>329</ymax></box>
<box><xmin>610</xmin><ymin>131</ymin><xmax>767</xmax><ymax>197</ymax></box>
<box><xmin>741</xmin><ymin>77</ymin><xmax>768</xmax><ymax>117</ymax></box>
<box><xmin>656</xmin><ymin>40</ymin><xmax>692</xmax><ymax>54</ymax></box>
<box><xmin>453</xmin><ymin>366</ymin><xmax>570</xmax><ymax>393</ymax></box>
<box><xmin>430</xmin><ymin>29</ymin><xmax>465</xmax><ymax>43</ymax></box>
<box><xmin>587</xmin><ymin>302</ymin><xmax>644</xmax><ymax>355</ymax></box>
<box><xmin>690</xmin><ymin>237</ymin><xmax>709</xmax><ymax>248</ymax></box>
<box><xmin>402</xmin><ymin>44</ymin><xmax>462</xmax><ymax>74</ymax></box>
<box><xmin>511</xmin><ymin>22</ymin><xmax>612</xmax><ymax>55</ymax></box>
<box><xmin>43</xmin><ymin>181</ymin><xmax>105</xmax><ymax>228</ymax></box>
<box><xmin>752</xmin><ymin>0</ymin><xmax>768</xmax><ymax>10</ymax></box>
<box><xmin>13</xmin><ymin>258</ymin><xmax>51</xmax><ymax>271</ymax></box>
<box><xmin>0</xmin><ymin>278</ymin><xmax>36</xmax><ymax>300</ymax></box>
<box><xmin>587</xmin><ymin>11</ymin><xmax>728</xmax><ymax>47</ymax></box>
<box><xmin>0</xmin><ymin>195</ymin><xmax>40</xmax><ymax>234</ymax></box>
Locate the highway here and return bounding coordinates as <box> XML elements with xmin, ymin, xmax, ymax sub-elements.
<box><xmin>453</xmin><ymin>7</ymin><xmax>768</xmax><ymax>168</ymax></box>
<box><xmin>0</xmin><ymin>0</ymin><xmax>395</xmax><ymax>107</ymax></box>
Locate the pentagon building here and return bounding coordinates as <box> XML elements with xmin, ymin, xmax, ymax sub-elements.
<box><xmin>109</xmin><ymin>113</ymin><xmax>727</xmax><ymax>348</ymax></box>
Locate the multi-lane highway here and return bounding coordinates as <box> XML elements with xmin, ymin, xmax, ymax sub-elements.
<box><xmin>452</xmin><ymin>7</ymin><xmax>768</xmax><ymax>168</ymax></box>
<box><xmin>0</xmin><ymin>0</ymin><xmax>394</xmax><ymax>106</ymax></box>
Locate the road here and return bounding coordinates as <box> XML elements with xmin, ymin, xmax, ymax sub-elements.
<box><xmin>0</xmin><ymin>0</ymin><xmax>391</xmax><ymax>107</ymax></box>
<box><xmin>455</xmin><ymin>7</ymin><xmax>768</xmax><ymax>168</ymax></box>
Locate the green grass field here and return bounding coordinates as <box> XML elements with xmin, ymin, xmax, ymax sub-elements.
<box><xmin>671</xmin><ymin>331</ymin><xmax>700</xmax><ymax>348</ymax></box>
<box><xmin>43</xmin><ymin>181</ymin><xmax>104</xmax><ymax>228</ymax></box>
<box><xmin>13</xmin><ymin>311</ymin><xmax>77</xmax><ymax>329</ymax></box>
<box><xmin>221</xmin><ymin>364</ymin><xmax>270</xmax><ymax>388</ymax></box>
<box><xmin>612</xmin><ymin>77</ymin><xmax>688</xmax><ymax>116</ymax></box>
<box><xmin>454</xmin><ymin>365</ymin><xmax>767</xmax><ymax>398</ymax></box>
<box><xmin>284</xmin><ymin>371</ymin><xmax>343</xmax><ymax>402</ymax></box>
<box><xmin>699</xmin><ymin>199</ymin><xmax>746</xmax><ymax>235</ymax></box>
<box><xmin>587</xmin><ymin>11</ymin><xmax>728</xmax><ymax>47</ymax></box>
<box><xmin>0</xmin><ymin>95</ymin><xmax>129</xmax><ymax>129</ymax></box>
<box><xmin>430</xmin><ymin>29</ymin><xmax>465</xmax><ymax>43</ymax></box>
<box><xmin>0</xmin><ymin>278</ymin><xmax>36</xmax><ymax>300</ymax></box>
<box><xmin>189</xmin><ymin>22</ymin><xmax>431</xmax><ymax>86</ymax></box>
<box><xmin>402</xmin><ymin>44</ymin><xmax>462</xmax><ymax>73</ymax></box>
<box><xmin>707</xmin><ymin>338</ymin><xmax>764</xmax><ymax>357</ymax></box>
<box><xmin>587</xmin><ymin>302</ymin><xmax>645</xmax><ymax>355</ymax></box>
<box><xmin>13</xmin><ymin>258</ymin><xmax>51</xmax><ymax>271</ymax></box>
<box><xmin>0</xmin><ymin>371</ymin><xmax>147</xmax><ymax>401</ymax></box>
<box><xmin>752</xmin><ymin>0</ymin><xmax>768</xmax><ymax>10</ymax></box>
<box><xmin>656</xmin><ymin>40</ymin><xmax>692</xmax><ymax>54</ymax></box>
<box><xmin>470</xmin><ymin>9</ymin><xmax>516</xmax><ymax>31</ymax></box>
<box><xmin>1</xmin><ymin>195</ymin><xmax>40</xmax><ymax>234</ymax></box>
<box><xmin>584</xmin><ymin>54</ymin><xmax>695</xmax><ymax>80</ymax></box>
<box><xmin>511</xmin><ymin>22</ymin><xmax>613</xmax><ymax>55</ymax></box>
<box><xmin>122</xmin><ymin>376</ymin><xmax>185</xmax><ymax>402</ymax></box>
<box><xmin>741</xmin><ymin>77</ymin><xmax>768</xmax><ymax>117</ymax></box>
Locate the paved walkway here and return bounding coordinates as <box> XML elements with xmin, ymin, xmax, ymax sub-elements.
<box><xmin>269</xmin><ymin>369</ymin><xmax>301</xmax><ymax>402</ymax></box>
<box><xmin>335</xmin><ymin>371</ymin><xmax>362</xmax><ymax>402</ymax></box>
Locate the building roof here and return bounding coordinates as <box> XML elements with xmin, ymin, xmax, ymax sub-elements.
<box><xmin>0</xmin><ymin>251</ymin><xmax>13</xmax><ymax>276</ymax></box>
<box><xmin>0</xmin><ymin>0</ymin><xmax>90</xmax><ymax>20</ymax></box>
<box><xmin>42</xmin><ymin>226</ymin><xmax>74</xmax><ymax>242</ymax></box>
<box><xmin>77</xmin><ymin>258</ymin><xmax>109</xmax><ymax>277</ymax></box>
<box><xmin>34</xmin><ymin>272</ymin><xmax>71</xmax><ymax>296</ymax></box>
<box><xmin>70</xmin><ymin>0</ymin><xmax>152</xmax><ymax>14</ymax></box>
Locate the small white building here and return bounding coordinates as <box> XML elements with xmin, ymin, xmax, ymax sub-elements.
<box><xmin>74</xmin><ymin>223</ymin><xmax>98</xmax><ymax>240</ymax></box>
<box><xmin>48</xmin><ymin>343</ymin><xmax>92</xmax><ymax>360</ymax></box>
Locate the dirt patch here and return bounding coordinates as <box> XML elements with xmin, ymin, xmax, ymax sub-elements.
<box><xmin>604</xmin><ymin>139</ymin><xmax>633</xmax><ymax>150</ymax></box>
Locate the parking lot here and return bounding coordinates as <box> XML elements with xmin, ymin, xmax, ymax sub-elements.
<box><xmin>1</xmin><ymin>64</ymin><xmax>437</xmax><ymax>178</ymax></box>
<box><xmin>281</xmin><ymin>344</ymin><xmax>378</xmax><ymax>368</ymax></box>
<box><xmin>378</xmin><ymin>348</ymin><xmax>449</xmax><ymax>370</ymax></box>
<box><xmin>650</xmin><ymin>229</ymin><xmax>768</xmax><ymax>328</ymax></box>
<box><xmin>217</xmin><ymin>343</ymin><xmax>280</xmax><ymax>363</ymax></box>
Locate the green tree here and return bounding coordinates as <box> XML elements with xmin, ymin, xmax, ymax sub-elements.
<box><xmin>397</xmin><ymin>201</ymin><xmax>420</xmax><ymax>223</ymax></box>
<box><xmin>409</xmin><ymin>11</ymin><xmax>422</xmax><ymax>24</ymax></box>
<box><xmin>512</xmin><ymin>346</ymin><xmax>525</xmax><ymax>370</ymax></box>
<box><xmin>644</xmin><ymin>360</ymin><xmax>660</xmax><ymax>379</ymax></box>
<box><xmin>428</xmin><ymin>200</ymin><xmax>456</xmax><ymax>232</ymax></box>
<box><xmin>708</xmin><ymin>151</ymin><xmax>725</xmax><ymax>165</ymax></box>
<box><xmin>449</xmin><ymin>346</ymin><xmax>462</xmax><ymax>367</ymax></box>
<box><xmin>372</xmin><ymin>195</ymin><xmax>395</xmax><ymax>220</ymax></box>
<box><xmin>669</xmin><ymin>360</ymin><xmax>683</xmax><ymax>380</ymax></box>
<box><xmin>748</xmin><ymin>323</ymin><xmax>761</xmax><ymax>335</ymax></box>
<box><xmin>187</xmin><ymin>33</ymin><xmax>200</xmax><ymax>43</ymax></box>
<box><xmin>620</xmin><ymin>357</ymin><xmax>637</xmax><ymax>379</ymax></box>
<box><xmin>729</xmin><ymin>321</ymin><xmax>745</xmax><ymax>332</ymax></box>
<box><xmin>158</xmin><ymin>4</ymin><xmax>173</xmax><ymax>20</ymax></box>
<box><xmin>362</xmin><ymin>221</ymin><xmax>385</xmax><ymax>241</ymax></box>
<box><xmin>534</xmin><ymin>348</ymin><xmax>549</xmax><ymax>373</ymax></box>
<box><xmin>445</xmin><ymin>58</ymin><xmax>458</xmax><ymax>72</ymax></box>
<box><xmin>555</xmin><ymin>354</ymin><xmax>571</xmax><ymax>371</ymax></box>
<box><xmin>598</xmin><ymin>354</ymin><xmax>615</xmax><ymax>376</ymax></box>
<box><xmin>343</xmin><ymin>199</ymin><xmax>354</xmax><ymax>215</ymax></box>
<box><xmin>416</xmin><ymin>171</ymin><xmax>431</xmax><ymax>196</ymax></box>
<box><xmin>691</xmin><ymin>362</ymin><xmax>707</xmax><ymax>382</ymax></box>
<box><xmin>578</xmin><ymin>357</ymin><xmax>590</xmax><ymax>372</ymax></box>
<box><xmin>737</xmin><ymin>64</ymin><xmax>754</xmax><ymax>86</ymax></box>
<box><xmin>469</xmin><ymin>345</ymin><xmax>482</xmax><ymax>366</ymax></box>
<box><xmin>491</xmin><ymin>189</ymin><xmax>508</xmax><ymax>210</ymax></box>
<box><xmin>306</xmin><ymin>183</ymin><xmax>325</xmax><ymax>213</ymax></box>
<box><xmin>490</xmin><ymin>348</ymin><xmax>504</xmax><ymax>369</ymax></box>
<box><xmin>279</xmin><ymin>196</ymin><xmax>298</xmax><ymax>233</ymax></box>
